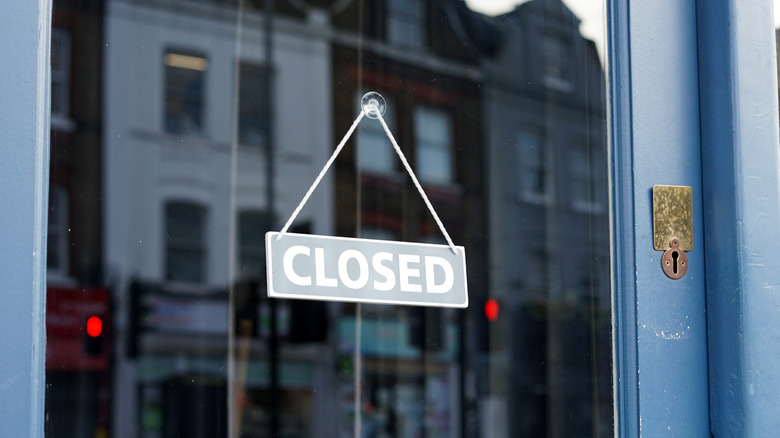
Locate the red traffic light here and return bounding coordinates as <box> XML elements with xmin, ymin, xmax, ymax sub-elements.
<box><xmin>86</xmin><ymin>315</ymin><xmax>103</xmax><ymax>337</ymax></box>
<box><xmin>485</xmin><ymin>299</ymin><xmax>499</xmax><ymax>321</ymax></box>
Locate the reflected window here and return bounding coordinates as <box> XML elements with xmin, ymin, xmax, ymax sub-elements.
<box><xmin>47</xmin><ymin>184</ymin><xmax>69</xmax><ymax>277</ymax></box>
<box><xmin>387</xmin><ymin>0</ymin><xmax>426</xmax><ymax>47</ymax></box>
<box><xmin>164</xmin><ymin>51</ymin><xmax>207</xmax><ymax>135</ymax></box>
<box><xmin>165</xmin><ymin>201</ymin><xmax>207</xmax><ymax>283</ymax></box>
<box><xmin>361</xmin><ymin>226</ymin><xmax>398</xmax><ymax>241</ymax></box>
<box><xmin>570</xmin><ymin>141</ymin><xmax>604</xmax><ymax>212</ymax></box>
<box><xmin>527</xmin><ymin>248</ymin><xmax>549</xmax><ymax>291</ymax></box>
<box><xmin>357</xmin><ymin>93</ymin><xmax>395</xmax><ymax>175</ymax></box>
<box><xmin>517</xmin><ymin>131</ymin><xmax>548</xmax><ymax>202</ymax></box>
<box><xmin>51</xmin><ymin>28</ymin><xmax>71</xmax><ymax>129</ymax></box>
<box><xmin>238</xmin><ymin>210</ymin><xmax>271</xmax><ymax>279</ymax></box>
<box><xmin>542</xmin><ymin>34</ymin><xmax>572</xmax><ymax>90</ymax></box>
<box><xmin>419</xmin><ymin>232</ymin><xmax>446</xmax><ymax>245</ymax></box>
<box><xmin>238</xmin><ymin>62</ymin><xmax>270</xmax><ymax>147</ymax></box>
<box><xmin>415</xmin><ymin>106</ymin><xmax>453</xmax><ymax>184</ymax></box>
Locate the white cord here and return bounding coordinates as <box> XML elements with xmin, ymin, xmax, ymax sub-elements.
<box><xmin>276</xmin><ymin>110</ymin><xmax>366</xmax><ymax>240</ymax></box>
<box><xmin>277</xmin><ymin>102</ymin><xmax>459</xmax><ymax>255</ymax></box>
<box><xmin>375</xmin><ymin>111</ymin><xmax>459</xmax><ymax>254</ymax></box>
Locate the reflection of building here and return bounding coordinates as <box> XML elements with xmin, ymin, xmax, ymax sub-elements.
<box><xmin>483</xmin><ymin>1</ymin><xmax>611</xmax><ymax>437</ymax></box>
<box><xmin>50</xmin><ymin>0</ymin><xmax>612</xmax><ymax>436</ymax></box>
<box><xmin>47</xmin><ymin>1</ymin><xmax>109</xmax><ymax>437</ymax></box>
<box><xmin>103</xmin><ymin>0</ymin><xmax>334</xmax><ymax>436</ymax></box>
<box><xmin>330</xmin><ymin>1</ymin><xmax>490</xmax><ymax>436</ymax></box>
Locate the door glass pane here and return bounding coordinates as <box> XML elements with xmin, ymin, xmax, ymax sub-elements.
<box><xmin>46</xmin><ymin>0</ymin><xmax>611</xmax><ymax>437</ymax></box>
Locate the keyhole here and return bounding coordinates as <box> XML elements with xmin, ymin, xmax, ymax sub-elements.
<box><xmin>662</xmin><ymin>239</ymin><xmax>688</xmax><ymax>279</ymax></box>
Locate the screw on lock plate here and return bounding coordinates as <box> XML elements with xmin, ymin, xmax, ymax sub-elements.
<box><xmin>661</xmin><ymin>238</ymin><xmax>688</xmax><ymax>280</ymax></box>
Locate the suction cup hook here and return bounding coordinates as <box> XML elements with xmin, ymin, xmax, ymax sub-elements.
<box><xmin>361</xmin><ymin>91</ymin><xmax>386</xmax><ymax>119</ymax></box>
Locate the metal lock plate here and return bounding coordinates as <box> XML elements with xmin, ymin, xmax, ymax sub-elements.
<box><xmin>661</xmin><ymin>238</ymin><xmax>688</xmax><ymax>279</ymax></box>
<box><xmin>652</xmin><ymin>185</ymin><xmax>693</xmax><ymax>251</ymax></box>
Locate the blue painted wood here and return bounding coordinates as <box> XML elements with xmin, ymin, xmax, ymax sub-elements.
<box><xmin>697</xmin><ymin>0</ymin><xmax>780</xmax><ymax>435</ymax></box>
<box><xmin>0</xmin><ymin>1</ymin><xmax>52</xmax><ymax>437</ymax></box>
<box><xmin>606</xmin><ymin>0</ymin><xmax>639</xmax><ymax>435</ymax></box>
<box><xmin>610</xmin><ymin>0</ymin><xmax>711</xmax><ymax>435</ymax></box>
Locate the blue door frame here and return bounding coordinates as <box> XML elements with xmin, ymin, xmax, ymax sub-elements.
<box><xmin>0</xmin><ymin>1</ymin><xmax>51</xmax><ymax>437</ymax></box>
<box><xmin>697</xmin><ymin>0</ymin><xmax>780</xmax><ymax>435</ymax></box>
<box><xmin>609</xmin><ymin>1</ymin><xmax>710</xmax><ymax>436</ymax></box>
<box><xmin>610</xmin><ymin>0</ymin><xmax>780</xmax><ymax>436</ymax></box>
<box><xmin>1</xmin><ymin>0</ymin><xmax>779</xmax><ymax>436</ymax></box>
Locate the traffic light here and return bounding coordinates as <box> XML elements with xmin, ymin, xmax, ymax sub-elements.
<box><xmin>127</xmin><ymin>280</ymin><xmax>154</xmax><ymax>358</ymax></box>
<box><xmin>127</xmin><ymin>281</ymin><xmax>142</xmax><ymax>358</ymax></box>
<box><xmin>287</xmin><ymin>300</ymin><xmax>328</xmax><ymax>343</ymax></box>
<box><xmin>84</xmin><ymin>315</ymin><xmax>104</xmax><ymax>356</ymax></box>
<box><xmin>475</xmin><ymin>297</ymin><xmax>497</xmax><ymax>353</ymax></box>
<box><xmin>484</xmin><ymin>298</ymin><xmax>499</xmax><ymax>322</ymax></box>
<box><xmin>234</xmin><ymin>280</ymin><xmax>260</xmax><ymax>338</ymax></box>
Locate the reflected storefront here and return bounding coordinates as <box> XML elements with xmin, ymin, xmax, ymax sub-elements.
<box><xmin>45</xmin><ymin>0</ymin><xmax>612</xmax><ymax>437</ymax></box>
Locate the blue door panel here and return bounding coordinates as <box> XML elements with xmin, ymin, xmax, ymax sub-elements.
<box><xmin>697</xmin><ymin>0</ymin><xmax>780</xmax><ymax>435</ymax></box>
<box><xmin>0</xmin><ymin>1</ymin><xmax>51</xmax><ymax>437</ymax></box>
<box><xmin>612</xmin><ymin>0</ymin><xmax>711</xmax><ymax>435</ymax></box>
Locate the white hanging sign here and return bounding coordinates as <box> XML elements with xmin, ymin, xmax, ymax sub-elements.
<box><xmin>266</xmin><ymin>232</ymin><xmax>468</xmax><ymax>307</ymax></box>
<box><xmin>266</xmin><ymin>92</ymin><xmax>468</xmax><ymax>308</ymax></box>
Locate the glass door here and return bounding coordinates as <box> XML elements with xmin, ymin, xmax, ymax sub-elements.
<box><xmin>6</xmin><ymin>0</ymin><xmax>780</xmax><ymax>437</ymax></box>
<box><xmin>43</xmin><ymin>0</ymin><xmax>613</xmax><ymax>437</ymax></box>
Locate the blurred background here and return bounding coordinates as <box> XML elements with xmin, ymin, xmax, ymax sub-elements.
<box><xmin>45</xmin><ymin>0</ymin><xmax>612</xmax><ymax>436</ymax></box>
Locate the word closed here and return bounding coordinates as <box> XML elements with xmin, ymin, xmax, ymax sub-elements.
<box><xmin>265</xmin><ymin>232</ymin><xmax>468</xmax><ymax>308</ymax></box>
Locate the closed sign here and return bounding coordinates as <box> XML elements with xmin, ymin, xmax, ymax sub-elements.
<box><xmin>265</xmin><ymin>232</ymin><xmax>468</xmax><ymax>308</ymax></box>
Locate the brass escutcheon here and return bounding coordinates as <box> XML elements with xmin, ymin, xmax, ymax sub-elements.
<box><xmin>661</xmin><ymin>238</ymin><xmax>688</xmax><ymax>280</ymax></box>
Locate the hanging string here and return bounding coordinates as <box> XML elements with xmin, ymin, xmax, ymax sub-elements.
<box><xmin>374</xmin><ymin>111</ymin><xmax>459</xmax><ymax>254</ymax></box>
<box><xmin>276</xmin><ymin>98</ymin><xmax>459</xmax><ymax>255</ymax></box>
<box><xmin>276</xmin><ymin>110</ymin><xmax>365</xmax><ymax>240</ymax></box>
<box><xmin>272</xmin><ymin>94</ymin><xmax>460</xmax><ymax>438</ymax></box>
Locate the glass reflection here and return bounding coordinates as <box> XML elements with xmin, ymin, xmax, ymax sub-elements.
<box><xmin>46</xmin><ymin>0</ymin><xmax>611</xmax><ymax>437</ymax></box>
